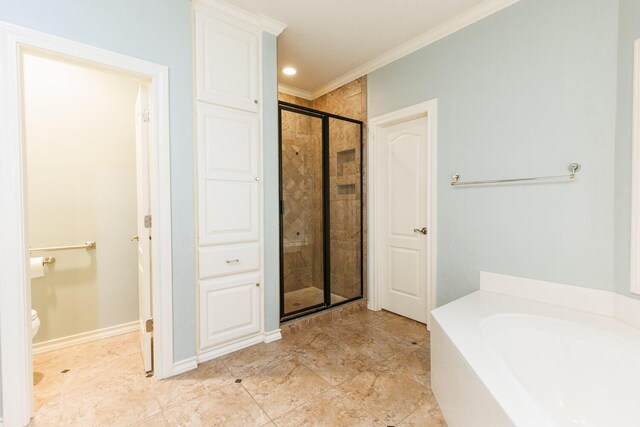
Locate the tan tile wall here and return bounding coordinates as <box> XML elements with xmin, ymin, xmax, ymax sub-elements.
<box><xmin>280</xmin><ymin>108</ymin><xmax>323</xmax><ymax>293</ymax></box>
<box><xmin>278</xmin><ymin>76</ymin><xmax>368</xmax><ymax>301</ymax></box>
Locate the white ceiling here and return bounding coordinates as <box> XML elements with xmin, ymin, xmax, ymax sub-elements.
<box><xmin>223</xmin><ymin>0</ymin><xmax>488</xmax><ymax>95</ymax></box>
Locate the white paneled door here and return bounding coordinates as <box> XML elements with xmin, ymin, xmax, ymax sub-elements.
<box><xmin>380</xmin><ymin>116</ymin><xmax>430</xmax><ymax>323</ymax></box>
<box><xmin>135</xmin><ymin>85</ymin><xmax>153</xmax><ymax>372</ymax></box>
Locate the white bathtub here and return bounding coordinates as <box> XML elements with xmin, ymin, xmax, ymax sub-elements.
<box><xmin>431</xmin><ymin>280</ymin><xmax>640</xmax><ymax>427</ymax></box>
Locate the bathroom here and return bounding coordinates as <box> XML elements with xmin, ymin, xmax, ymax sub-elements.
<box><xmin>1</xmin><ymin>0</ymin><xmax>640</xmax><ymax>426</ymax></box>
<box><xmin>22</xmin><ymin>51</ymin><xmax>155</xmax><ymax>410</ymax></box>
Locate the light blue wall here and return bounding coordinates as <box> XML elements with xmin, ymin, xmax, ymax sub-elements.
<box><xmin>262</xmin><ymin>32</ymin><xmax>281</xmax><ymax>332</ymax></box>
<box><xmin>614</xmin><ymin>0</ymin><xmax>640</xmax><ymax>299</ymax></box>
<box><xmin>0</xmin><ymin>0</ymin><xmax>196</xmax><ymax>369</ymax></box>
<box><xmin>368</xmin><ymin>0</ymin><xmax>621</xmax><ymax>305</ymax></box>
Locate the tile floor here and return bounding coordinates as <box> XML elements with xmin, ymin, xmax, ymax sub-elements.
<box><xmin>283</xmin><ymin>286</ymin><xmax>346</xmax><ymax>313</ymax></box>
<box><xmin>31</xmin><ymin>309</ymin><xmax>446</xmax><ymax>426</ymax></box>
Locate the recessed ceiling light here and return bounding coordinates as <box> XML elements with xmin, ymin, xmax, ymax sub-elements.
<box><xmin>282</xmin><ymin>67</ymin><xmax>297</xmax><ymax>76</ymax></box>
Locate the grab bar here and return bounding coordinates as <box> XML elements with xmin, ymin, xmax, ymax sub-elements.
<box><xmin>30</xmin><ymin>241</ymin><xmax>96</xmax><ymax>253</ymax></box>
<box><xmin>451</xmin><ymin>163</ymin><xmax>581</xmax><ymax>187</ymax></box>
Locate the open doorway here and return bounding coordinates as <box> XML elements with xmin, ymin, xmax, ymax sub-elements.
<box><xmin>0</xmin><ymin>24</ymin><xmax>174</xmax><ymax>426</ymax></box>
<box><xmin>22</xmin><ymin>49</ymin><xmax>155</xmax><ymax>414</ymax></box>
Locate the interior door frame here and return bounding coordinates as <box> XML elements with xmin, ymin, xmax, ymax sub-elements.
<box><xmin>0</xmin><ymin>22</ymin><xmax>175</xmax><ymax>426</ymax></box>
<box><xmin>367</xmin><ymin>99</ymin><xmax>438</xmax><ymax>328</ymax></box>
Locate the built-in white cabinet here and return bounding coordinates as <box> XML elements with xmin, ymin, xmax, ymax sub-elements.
<box><xmin>197</xmin><ymin>103</ymin><xmax>259</xmax><ymax>245</ymax></box>
<box><xmin>195</xmin><ymin>11</ymin><xmax>259</xmax><ymax>113</ymax></box>
<box><xmin>193</xmin><ymin>0</ymin><xmax>285</xmax><ymax>362</ymax></box>
<box><xmin>199</xmin><ymin>273</ymin><xmax>262</xmax><ymax>350</ymax></box>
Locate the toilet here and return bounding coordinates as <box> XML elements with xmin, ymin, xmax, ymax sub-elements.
<box><xmin>32</xmin><ymin>309</ymin><xmax>40</xmax><ymax>338</ymax></box>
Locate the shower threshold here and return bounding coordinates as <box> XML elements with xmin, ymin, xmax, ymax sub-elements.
<box><xmin>283</xmin><ymin>287</ymin><xmax>346</xmax><ymax>314</ymax></box>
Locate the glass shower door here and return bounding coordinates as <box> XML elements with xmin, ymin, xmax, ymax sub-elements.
<box><xmin>328</xmin><ymin>117</ymin><xmax>362</xmax><ymax>303</ymax></box>
<box><xmin>280</xmin><ymin>107</ymin><xmax>325</xmax><ymax>317</ymax></box>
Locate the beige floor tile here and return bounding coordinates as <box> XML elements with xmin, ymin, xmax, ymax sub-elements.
<box><xmin>280</xmin><ymin>325</ymin><xmax>327</xmax><ymax>348</ymax></box>
<box><xmin>33</xmin><ymin>350</ymin><xmax>69</xmax><ymax>376</ymax></box>
<box><xmin>29</xmin><ymin>399</ymin><xmax>63</xmax><ymax>427</ymax></box>
<box><xmin>323</xmin><ymin>324</ymin><xmax>399</xmax><ymax>362</ymax></box>
<box><xmin>31</xmin><ymin>309</ymin><xmax>444</xmax><ymax>427</ymax></box>
<box><xmin>127</xmin><ymin>412</ymin><xmax>168</xmax><ymax>427</ymax></box>
<box><xmin>61</xmin><ymin>356</ymin><xmax>149</xmax><ymax>397</ymax></box>
<box><xmin>398</xmin><ymin>394</ymin><xmax>447</xmax><ymax>427</ymax></box>
<box><xmin>337</xmin><ymin>369</ymin><xmax>431</xmax><ymax>425</ymax></box>
<box><xmin>163</xmin><ymin>383</ymin><xmax>270</xmax><ymax>427</ymax></box>
<box><xmin>33</xmin><ymin>370</ymin><xmax>63</xmax><ymax>411</ymax></box>
<box><xmin>272</xmin><ymin>388</ymin><xmax>383</xmax><ymax>427</ymax></box>
<box><xmin>63</xmin><ymin>332</ymin><xmax>140</xmax><ymax>370</ymax></box>
<box><xmin>59</xmin><ymin>385</ymin><xmax>161</xmax><ymax>427</ymax></box>
<box><xmin>378</xmin><ymin>316</ymin><xmax>430</xmax><ymax>344</ymax></box>
<box><xmin>221</xmin><ymin>340</ymin><xmax>297</xmax><ymax>379</ymax></box>
<box><xmin>241</xmin><ymin>357</ymin><xmax>331</xmax><ymax>419</ymax></box>
<box><xmin>380</xmin><ymin>345</ymin><xmax>431</xmax><ymax>388</ymax></box>
<box><xmin>151</xmin><ymin>358</ymin><xmax>235</xmax><ymax>409</ymax></box>
<box><xmin>296</xmin><ymin>333</ymin><xmax>378</xmax><ymax>386</ymax></box>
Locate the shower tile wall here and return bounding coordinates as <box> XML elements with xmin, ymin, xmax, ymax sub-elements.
<box><xmin>280</xmin><ymin>106</ymin><xmax>323</xmax><ymax>294</ymax></box>
<box><xmin>310</xmin><ymin>76</ymin><xmax>367</xmax><ymax>301</ymax></box>
<box><xmin>279</xmin><ymin>76</ymin><xmax>367</xmax><ymax>301</ymax></box>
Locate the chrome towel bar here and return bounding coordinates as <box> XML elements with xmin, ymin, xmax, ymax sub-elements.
<box><xmin>30</xmin><ymin>241</ymin><xmax>96</xmax><ymax>253</ymax></box>
<box><xmin>451</xmin><ymin>163</ymin><xmax>581</xmax><ymax>187</ymax></box>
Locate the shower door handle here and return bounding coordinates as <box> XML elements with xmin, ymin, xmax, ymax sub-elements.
<box><xmin>413</xmin><ymin>227</ymin><xmax>428</xmax><ymax>235</ymax></box>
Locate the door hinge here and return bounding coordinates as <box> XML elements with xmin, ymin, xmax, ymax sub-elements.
<box><xmin>142</xmin><ymin>109</ymin><xmax>150</xmax><ymax>123</ymax></box>
<box><xmin>144</xmin><ymin>215</ymin><xmax>152</xmax><ymax>228</ymax></box>
<box><xmin>145</xmin><ymin>318</ymin><xmax>154</xmax><ymax>333</ymax></box>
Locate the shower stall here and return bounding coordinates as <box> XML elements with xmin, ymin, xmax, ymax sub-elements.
<box><xmin>279</xmin><ymin>101</ymin><xmax>363</xmax><ymax>321</ymax></box>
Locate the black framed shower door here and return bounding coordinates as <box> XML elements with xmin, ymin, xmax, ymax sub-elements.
<box><xmin>278</xmin><ymin>101</ymin><xmax>364</xmax><ymax>322</ymax></box>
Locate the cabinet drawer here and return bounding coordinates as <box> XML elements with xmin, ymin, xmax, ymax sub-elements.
<box><xmin>199</xmin><ymin>243</ymin><xmax>260</xmax><ymax>279</ymax></box>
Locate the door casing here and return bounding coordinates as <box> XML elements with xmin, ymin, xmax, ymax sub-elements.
<box><xmin>367</xmin><ymin>100</ymin><xmax>438</xmax><ymax>328</ymax></box>
<box><xmin>0</xmin><ymin>22</ymin><xmax>175</xmax><ymax>426</ymax></box>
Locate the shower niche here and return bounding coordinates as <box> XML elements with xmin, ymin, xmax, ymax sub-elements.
<box><xmin>279</xmin><ymin>102</ymin><xmax>363</xmax><ymax>321</ymax></box>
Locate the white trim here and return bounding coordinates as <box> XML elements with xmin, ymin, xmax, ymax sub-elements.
<box><xmin>311</xmin><ymin>0</ymin><xmax>520</xmax><ymax>99</ymax></box>
<box><xmin>0</xmin><ymin>22</ymin><xmax>175</xmax><ymax>426</ymax></box>
<box><xmin>631</xmin><ymin>39</ymin><xmax>640</xmax><ymax>295</ymax></box>
<box><xmin>192</xmin><ymin>0</ymin><xmax>286</xmax><ymax>36</ymax></box>
<box><xmin>367</xmin><ymin>100</ymin><xmax>438</xmax><ymax>328</ymax></box>
<box><xmin>263</xmin><ymin>329</ymin><xmax>282</xmax><ymax>343</ymax></box>
<box><xmin>277</xmin><ymin>84</ymin><xmax>313</xmax><ymax>101</ymax></box>
<box><xmin>197</xmin><ymin>334</ymin><xmax>265</xmax><ymax>364</ymax></box>
<box><xmin>33</xmin><ymin>322</ymin><xmax>138</xmax><ymax>355</ymax></box>
<box><xmin>173</xmin><ymin>356</ymin><xmax>199</xmax><ymax>376</ymax></box>
<box><xmin>197</xmin><ymin>331</ymin><xmax>280</xmax><ymax>364</ymax></box>
<box><xmin>480</xmin><ymin>271</ymin><xmax>640</xmax><ymax>330</ymax></box>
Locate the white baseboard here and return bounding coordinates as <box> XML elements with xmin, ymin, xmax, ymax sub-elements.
<box><xmin>263</xmin><ymin>329</ymin><xmax>282</xmax><ymax>343</ymax></box>
<box><xmin>0</xmin><ymin>416</ymin><xmax>4</xmax><ymax>427</ymax></box>
<box><xmin>33</xmin><ymin>321</ymin><xmax>138</xmax><ymax>355</ymax></box>
<box><xmin>172</xmin><ymin>356</ymin><xmax>198</xmax><ymax>376</ymax></box>
<box><xmin>197</xmin><ymin>334</ymin><xmax>264</xmax><ymax>364</ymax></box>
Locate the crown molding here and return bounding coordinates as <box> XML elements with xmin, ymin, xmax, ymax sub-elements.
<box><xmin>310</xmin><ymin>0</ymin><xmax>520</xmax><ymax>99</ymax></box>
<box><xmin>193</xmin><ymin>0</ymin><xmax>286</xmax><ymax>36</ymax></box>
<box><xmin>260</xmin><ymin>14</ymin><xmax>287</xmax><ymax>36</ymax></box>
<box><xmin>277</xmin><ymin>84</ymin><xmax>313</xmax><ymax>101</ymax></box>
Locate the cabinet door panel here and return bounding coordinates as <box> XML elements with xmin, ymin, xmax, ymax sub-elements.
<box><xmin>198</xmin><ymin>104</ymin><xmax>260</xmax><ymax>244</ymax></box>
<box><xmin>199</xmin><ymin>274</ymin><xmax>261</xmax><ymax>349</ymax></box>
<box><xmin>196</xmin><ymin>12</ymin><xmax>258</xmax><ymax>112</ymax></box>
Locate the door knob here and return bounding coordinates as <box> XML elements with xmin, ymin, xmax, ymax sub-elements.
<box><xmin>413</xmin><ymin>227</ymin><xmax>428</xmax><ymax>235</ymax></box>
<box><xmin>130</xmin><ymin>235</ymin><xmax>140</xmax><ymax>242</ymax></box>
